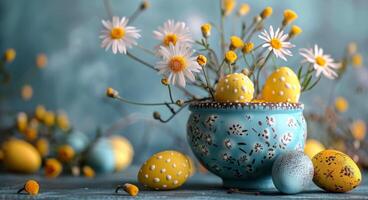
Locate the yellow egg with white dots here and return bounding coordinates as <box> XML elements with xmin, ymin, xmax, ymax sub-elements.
<box><xmin>261</xmin><ymin>66</ymin><xmax>301</xmax><ymax>103</ymax></box>
<box><xmin>214</xmin><ymin>73</ymin><xmax>254</xmax><ymax>103</ymax></box>
<box><xmin>138</xmin><ymin>151</ymin><xmax>192</xmax><ymax>190</ymax></box>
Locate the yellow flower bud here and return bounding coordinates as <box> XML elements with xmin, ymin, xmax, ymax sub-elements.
<box><xmin>35</xmin><ymin>138</ymin><xmax>49</xmax><ymax>157</ymax></box>
<box><xmin>140</xmin><ymin>0</ymin><xmax>149</xmax><ymax>10</ymax></box>
<box><xmin>45</xmin><ymin>158</ymin><xmax>62</xmax><ymax>178</ymax></box>
<box><xmin>242</xmin><ymin>42</ymin><xmax>254</xmax><ymax>54</ymax></box>
<box><xmin>44</xmin><ymin>111</ymin><xmax>55</xmax><ymax>127</ymax></box>
<box><xmin>225</xmin><ymin>50</ymin><xmax>237</xmax><ymax>64</ymax></box>
<box><xmin>237</xmin><ymin>3</ymin><xmax>250</xmax><ymax>16</ymax></box>
<box><xmin>350</xmin><ymin>120</ymin><xmax>366</xmax><ymax>141</ymax></box>
<box><xmin>334</xmin><ymin>96</ymin><xmax>348</xmax><ymax>113</ymax></box>
<box><xmin>57</xmin><ymin>111</ymin><xmax>70</xmax><ymax>132</ymax></box>
<box><xmin>106</xmin><ymin>87</ymin><xmax>119</xmax><ymax>98</ymax></box>
<box><xmin>229</xmin><ymin>36</ymin><xmax>244</xmax><ymax>50</ymax></box>
<box><xmin>21</xmin><ymin>85</ymin><xmax>33</xmax><ymax>101</ymax></box>
<box><xmin>58</xmin><ymin>145</ymin><xmax>75</xmax><ymax>162</ymax></box>
<box><xmin>82</xmin><ymin>166</ymin><xmax>95</xmax><ymax>178</ymax></box>
<box><xmin>223</xmin><ymin>0</ymin><xmax>236</xmax><ymax>16</ymax></box>
<box><xmin>24</xmin><ymin>127</ymin><xmax>38</xmax><ymax>141</ymax></box>
<box><xmin>352</xmin><ymin>54</ymin><xmax>363</xmax><ymax>68</ymax></box>
<box><xmin>289</xmin><ymin>25</ymin><xmax>302</xmax><ymax>38</ymax></box>
<box><xmin>36</xmin><ymin>53</ymin><xmax>47</xmax><ymax>69</ymax></box>
<box><xmin>282</xmin><ymin>9</ymin><xmax>298</xmax><ymax>26</ymax></box>
<box><xmin>260</xmin><ymin>6</ymin><xmax>273</xmax><ymax>19</ymax></box>
<box><xmin>17</xmin><ymin>112</ymin><xmax>28</xmax><ymax>133</ymax></box>
<box><xmin>241</xmin><ymin>68</ymin><xmax>250</xmax><ymax>76</ymax></box>
<box><xmin>123</xmin><ymin>183</ymin><xmax>139</xmax><ymax>197</ymax></box>
<box><xmin>35</xmin><ymin>105</ymin><xmax>46</xmax><ymax>121</ymax></box>
<box><xmin>161</xmin><ymin>78</ymin><xmax>169</xmax><ymax>86</ymax></box>
<box><xmin>176</xmin><ymin>99</ymin><xmax>184</xmax><ymax>107</ymax></box>
<box><xmin>19</xmin><ymin>180</ymin><xmax>39</xmax><ymax>195</ymax></box>
<box><xmin>3</xmin><ymin>48</ymin><xmax>16</xmax><ymax>63</ymax></box>
<box><xmin>197</xmin><ymin>55</ymin><xmax>207</xmax><ymax>66</ymax></box>
<box><xmin>201</xmin><ymin>23</ymin><xmax>211</xmax><ymax>38</ymax></box>
<box><xmin>347</xmin><ymin>42</ymin><xmax>357</xmax><ymax>55</ymax></box>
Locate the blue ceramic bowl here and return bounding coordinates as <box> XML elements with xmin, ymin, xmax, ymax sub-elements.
<box><xmin>187</xmin><ymin>101</ymin><xmax>307</xmax><ymax>190</ymax></box>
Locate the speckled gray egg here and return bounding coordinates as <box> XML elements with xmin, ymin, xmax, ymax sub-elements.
<box><xmin>272</xmin><ymin>151</ymin><xmax>314</xmax><ymax>194</ymax></box>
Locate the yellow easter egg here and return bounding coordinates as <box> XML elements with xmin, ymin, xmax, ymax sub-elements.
<box><xmin>214</xmin><ymin>73</ymin><xmax>254</xmax><ymax>103</ymax></box>
<box><xmin>261</xmin><ymin>67</ymin><xmax>301</xmax><ymax>103</ymax></box>
<box><xmin>138</xmin><ymin>150</ymin><xmax>191</xmax><ymax>190</ymax></box>
<box><xmin>312</xmin><ymin>149</ymin><xmax>361</xmax><ymax>192</ymax></box>
<box><xmin>186</xmin><ymin>156</ymin><xmax>196</xmax><ymax>177</ymax></box>
<box><xmin>2</xmin><ymin>139</ymin><xmax>41</xmax><ymax>173</ymax></box>
<box><xmin>110</xmin><ymin>136</ymin><xmax>134</xmax><ymax>172</ymax></box>
<box><xmin>304</xmin><ymin>139</ymin><xmax>325</xmax><ymax>159</ymax></box>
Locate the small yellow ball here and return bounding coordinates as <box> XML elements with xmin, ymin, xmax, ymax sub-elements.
<box><xmin>261</xmin><ymin>67</ymin><xmax>301</xmax><ymax>103</ymax></box>
<box><xmin>304</xmin><ymin>139</ymin><xmax>325</xmax><ymax>159</ymax></box>
<box><xmin>215</xmin><ymin>73</ymin><xmax>254</xmax><ymax>103</ymax></box>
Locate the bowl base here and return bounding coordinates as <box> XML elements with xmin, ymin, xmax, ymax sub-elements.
<box><xmin>222</xmin><ymin>177</ymin><xmax>275</xmax><ymax>191</ymax></box>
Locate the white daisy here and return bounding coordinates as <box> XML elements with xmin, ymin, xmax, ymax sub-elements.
<box><xmin>299</xmin><ymin>45</ymin><xmax>339</xmax><ymax>79</ymax></box>
<box><xmin>156</xmin><ymin>44</ymin><xmax>201</xmax><ymax>87</ymax></box>
<box><xmin>153</xmin><ymin>20</ymin><xmax>193</xmax><ymax>47</ymax></box>
<box><xmin>100</xmin><ymin>16</ymin><xmax>141</xmax><ymax>54</ymax></box>
<box><xmin>259</xmin><ymin>26</ymin><xmax>295</xmax><ymax>61</ymax></box>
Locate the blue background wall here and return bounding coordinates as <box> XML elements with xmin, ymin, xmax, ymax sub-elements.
<box><xmin>1</xmin><ymin>0</ymin><xmax>367</xmax><ymax>160</ymax></box>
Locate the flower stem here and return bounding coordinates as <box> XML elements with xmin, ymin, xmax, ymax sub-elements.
<box><xmin>255</xmin><ymin>51</ymin><xmax>272</xmax><ymax>94</ymax></box>
<box><xmin>126</xmin><ymin>51</ymin><xmax>158</xmax><ymax>72</ymax></box>
<box><xmin>103</xmin><ymin>0</ymin><xmax>113</xmax><ymax>18</ymax></box>
<box><xmin>167</xmin><ymin>85</ymin><xmax>175</xmax><ymax>103</ymax></box>
<box><xmin>202</xmin><ymin>67</ymin><xmax>215</xmax><ymax>99</ymax></box>
<box><xmin>115</xmin><ymin>95</ymin><xmax>176</xmax><ymax>106</ymax></box>
<box><xmin>219</xmin><ymin>0</ymin><xmax>225</xmax><ymax>57</ymax></box>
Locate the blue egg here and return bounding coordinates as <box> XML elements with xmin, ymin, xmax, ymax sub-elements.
<box><xmin>63</xmin><ymin>131</ymin><xmax>89</xmax><ymax>153</ymax></box>
<box><xmin>85</xmin><ymin>138</ymin><xmax>115</xmax><ymax>173</ymax></box>
<box><xmin>272</xmin><ymin>151</ymin><xmax>314</xmax><ymax>194</ymax></box>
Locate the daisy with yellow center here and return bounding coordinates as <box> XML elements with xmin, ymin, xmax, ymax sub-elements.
<box><xmin>299</xmin><ymin>45</ymin><xmax>339</xmax><ymax>79</ymax></box>
<box><xmin>259</xmin><ymin>26</ymin><xmax>295</xmax><ymax>61</ymax></box>
<box><xmin>156</xmin><ymin>44</ymin><xmax>201</xmax><ymax>87</ymax></box>
<box><xmin>154</xmin><ymin>20</ymin><xmax>193</xmax><ymax>47</ymax></box>
<box><xmin>100</xmin><ymin>16</ymin><xmax>141</xmax><ymax>54</ymax></box>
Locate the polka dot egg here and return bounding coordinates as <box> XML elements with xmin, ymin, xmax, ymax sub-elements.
<box><xmin>261</xmin><ymin>67</ymin><xmax>301</xmax><ymax>103</ymax></box>
<box><xmin>214</xmin><ymin>73</ymin><xmax>254</xmax><ymax>103</ymax></box>
<box><xmin>312</xmin><ymin>149</ymin><xmax>361</xmax><ymax>192</ymax></box>
<box><xmin>138</xmin><ymin>150</ymin><xmax>192</xmax><ymax>190</ymax></box>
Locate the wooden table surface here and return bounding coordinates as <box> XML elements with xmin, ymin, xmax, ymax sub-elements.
<box><xmin>0</xmin><ymin>166</ymin><xmax>367</xmax><ymax>200</ymax></box>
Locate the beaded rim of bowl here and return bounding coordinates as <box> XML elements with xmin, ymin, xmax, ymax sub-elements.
<box><xmin>189</xmin><ymin>100</ymin><xmax>304</xmax><ymax>111</ymax></box>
